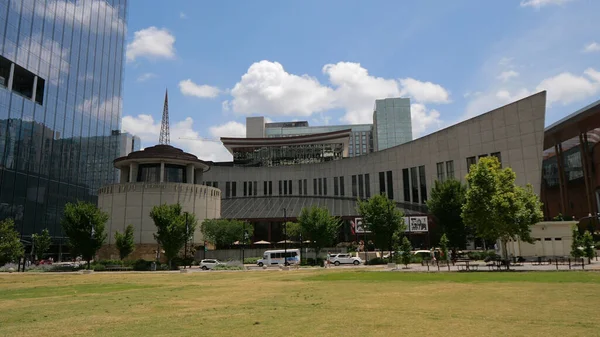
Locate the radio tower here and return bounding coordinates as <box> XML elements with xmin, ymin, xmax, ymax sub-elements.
<box><xmin>159</xmin><ymin>89</ymin><xmax>170</xmax><ymax>145</ymax></box>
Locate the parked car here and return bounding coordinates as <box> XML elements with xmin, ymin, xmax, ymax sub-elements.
<box><xmin>200</xmin><ymin>259</ymin><xmax>224</xmax><ymax>270</ymax></box>
<box><xmin>328</xmin><ymin>253</ymin><xmax>362</xmax><ymax>266</ymax></box>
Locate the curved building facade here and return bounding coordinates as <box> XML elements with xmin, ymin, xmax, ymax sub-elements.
<box><xmin>202</xmin><ymin>92</ymin><xmax>547</xmax><ymax>246</ymax></box>
<box><xmin>98</xmin><ymin>145</ymin><xmax>221</xmax><ymax>260</ymax></box>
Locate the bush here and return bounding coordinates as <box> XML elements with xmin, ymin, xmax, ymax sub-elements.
<box><xmin>243</xmin><ymin>257</ymin><xmax>260</xmax><ymax>264</ymax></box>
<box><xmin>368</xmin><ymin>257</ymin><xmax>390</xmax><ymax>265</ymax></box>
<box><xmin>97</xmin><ymin>259</ymin><xmax>123</xmax><ymax>266</ymax></box>
<box><xmin>213</xmin><ymin>264</ymin><xmax>243</xmax><ymax>271</ymax></box>
<box><xmin>132</xmin><ymin>259</ymin><xmax>153</xmax><ymax>271</ymax></box>
<box><xmin>50</xmin><ymin>265</ymin><xmax>80</xmax><ymax>272</ymax></box>
<box><xmin>0</xmin><ymin>263</ymin><xmax>18</xmax><ymax>272</ymax></box>
<box><xmin>302</xmin><ymin>258</ymin><xmax>325</xmax><ymax>266</ymax></box>
<box><xmin>93</xmin><ymin>264</ymin><xmax>106</xmax><ymax>272</ymax></box>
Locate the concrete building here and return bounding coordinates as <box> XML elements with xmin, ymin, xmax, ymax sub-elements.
<box><xmin>97</xmin><ymin>144</ymin><xmax>221</xmax><ymax>260</ymax></box>
<box><xmin>204</xmin><ymin>92</ymin><xmax>547</xmax><ymax>247</ymax></box>
<box><xmin>502</xmin><ymin>222</ymin><xmax>575</xmax><ymax>258</ymax></box>
<box><xmin>373</xmin><ymin>97</ymin><xmax>412</xmax><ymax>151</ymax></box>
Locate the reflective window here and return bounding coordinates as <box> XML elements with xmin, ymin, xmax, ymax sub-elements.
<box><xmin>164</xmin><ymin>164</ymin><xmax>186</xmax><ymax>183</ymax></box>
<box><xmin>138</xmin><ymin>164</ymin><xmax>161</xmax><ymax>183</ymax></box>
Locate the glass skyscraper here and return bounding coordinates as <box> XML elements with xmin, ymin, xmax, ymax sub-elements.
<box><xmin>0</xmin><ymin>0</ymin><xmax>127</xmax><ymax>240</ymax></box>
<box><xmin>373</xmin><ymin>97</ymin><xmax>412</xmax><ymax>151</ymax></box>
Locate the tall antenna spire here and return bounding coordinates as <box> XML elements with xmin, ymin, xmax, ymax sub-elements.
<box><xmin>159</xmin><ymin>89</ymin><xmax>170</xmax><ymax>145</ymax></box>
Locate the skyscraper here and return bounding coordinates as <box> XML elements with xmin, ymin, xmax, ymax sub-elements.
<box><xmin>373</xmin><ymin>97</ymin><xmax>412</xmax><ymax>151</ymax></box>
<box><xmin>0</xmin><ymin>0</ymin><xmax>128</xmax><ymax>240</ymax></box>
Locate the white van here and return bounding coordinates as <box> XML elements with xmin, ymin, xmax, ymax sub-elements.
<box><xmin>257</xmin><ymin>249</ymin><xmax>300</xmax><ymax>267</ymax></box>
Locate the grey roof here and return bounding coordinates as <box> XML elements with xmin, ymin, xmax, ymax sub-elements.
<box><xmin>221</xmin><ymin>196</ymin><xmax>427</xmax><ymax>220</ymax></box>
<box><xmin>545</xmin><ymin>98</ymin><xmax>600</xmax><ymax>131</ymax></box>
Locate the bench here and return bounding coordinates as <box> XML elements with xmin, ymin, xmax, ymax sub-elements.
<box><xmin>105</xmin><ymin>265</ymin><xmax>132</xmax><ymax>271</ymax></box>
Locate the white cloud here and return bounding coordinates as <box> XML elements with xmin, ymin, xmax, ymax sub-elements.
<box><xmin>34</xmin><ymin>0</ymin><xmax>124</xmax><ymax>34</ymax></box>
<box><xmin>398</xmin><ymin>78</ymin><xmax>451</xmax><ymax>104</ymax></box>
<box><xmin>410</xmin><ymin>103</ymin><xmax>443</xmax><ymax>138</ymax></box>
<box><xmin>464</xmin><ymin>88</ymin><xmax>532</xmax><ymax>119</ymax></box>
<box><xmin>126</xmin><ymin>27</ymin><xmax>175</xmax><ymax>62</ymax></box>
<box><xmin>78</xmin><ymin>96</ymin><xmax>123</xmax><ymax>122</ymax></box>
<box><xmin>536</xmin><ymin>68</ymin><xmax>600</xmax><ymax>105</ymax></box>
<box><xmin>224</xmin><ymin>60</ymin><xmax>451</xmax><ymax>126</ymax></box>
<box><xmin>122</xmin><ymin>115</ymin><xmax>234</xmax><ymax>161</ymax></box>
<box><xmin>583</xmin><ymin>42</ymin><xmax>600</xmax><ymax>53</ymax></box>
<box><xmin>520</xmin><ymin>0</ymin><xmax>574</xmax><ymax>8</ymax></box>
<box><xmin>137</xmin><ymin>73</ymin><xmax>157</xmax><ymax>82</ymax></box>
<box><xmin>209</xmin><ymin>121</ymin><xmax>246</xmax><ymax>138</ymax></box>
<box><xmin>497</xmin><ymin>70</ymin><xmax>520</xmax><ymax>82</ymax></box>
<box><xmin>498</xmin><ymin>57</ymin><xmax>514</xmax><ymax>67</ymax></box>
<box><xmin>180</xmin><ymin>12</ymin><xmax>187</xmax><ymax>19</ymax></box>
<box><xmin>179</xmin><ymin>79</ymin><xmax>221</xmax><ymax>98</ymax></box>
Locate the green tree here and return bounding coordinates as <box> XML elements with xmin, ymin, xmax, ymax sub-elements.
<box><xmin>570</xmin><ymin>226</ymin><xmax>583</xmax><ymax>258</ymax></box>
<box><xmin>297</xmin><ymin>206</ymin><xmax>341</xmax><ymax>259</ymax></box>
<box><xmin>439</xmin><ymin>233</ymin><xmax>449</xmax><ymax>261</ymax></box>
<box><xmin>284</xmin><ymin>222</ymin><xmax>302</xmax><ymax>240</ymax></box>
<box><xmin>357</xmin><ymin>194</ymin><xmax>405</xmax><ymax>253</ymax></box>
<box><xmin>61</xmin><ymin>201</ymin><xmax>108</xmax><ymax>269</ymax></box>
<box><xmin>461</xmin><ymin>156</ymin><xmax>543</xmax><ymax>259</ymax></box>
<box><xmin>582</xmin><ymin>230</ymin><xmax>595</xmax><ymax>263</ymax></box>
<box><xmin>114</xmin><ymin>224</ymin><xmax>136</xmax><ymax>261</ymax></box>
<box><xmin>399</xmin><ymin>236</ymin><xmax>413</xmax><ymax>268</ymax></box>
<box><xmin>0</xmin><ymin>218</ymin><xmax>24</xmax><ymax>266</ymax></box>
<box><xmin>201</xmin><ymin>219</ymin><xmax>253</xmax><ymax>249</ymax></box>
<box><xmin>150</xmin><ymin>204</ymin><xmax>197</xmax><ymax>269</ymax></box>
<box><xmin>427</xmin><ymin>179</ymin><xmax>468</xmax><ymax>249</ymax></box>
<box><xmin>32</xmin><ymin>228</ymin><xmax>52</xmax><ymax>260</ymax></box>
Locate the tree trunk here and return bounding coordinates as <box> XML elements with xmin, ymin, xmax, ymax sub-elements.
<box><xmin>87</xmin><ymin>259</ymin><xmax>91</xmax><ymax>270</ymax></box>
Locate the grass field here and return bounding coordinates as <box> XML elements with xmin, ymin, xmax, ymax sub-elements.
<box><xmin>1</xmin><ymin>270</ymin><xmax>600</xmax><ymax>337</ymax></box>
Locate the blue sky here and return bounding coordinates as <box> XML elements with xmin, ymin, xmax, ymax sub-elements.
<box><xmin>121</xmin><ymin>0</ymin><xmax>600</xmax><ymax>161</ymax></box>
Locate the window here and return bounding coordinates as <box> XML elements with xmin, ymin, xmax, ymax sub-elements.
<box><xmin>314</xmin><ymin>179</ymin><xmax>317</xmax><ymax>195</ymax></box>
<box><xmin>358</xmin><ymin>174</ymin><xmax>364</xmax><ymax>199</ymax></box>
<box><xmin>0</xmin><ymin>56</ymin><xmax>10</xmax><ymax>87</ymax></box>
<box><xmin>12</xmin><ymin>63</ymin><xmax>35</xmax><ymax>99</ymax></box>
<box><xmin>35</xmin><ymin>77</ymin><xmax>45</xmax><ymax>105</ymax></box>
<box><xmin>279</xmin><ymin>180</ymin><xmax>282</xmax><ymax>195</ymax></box>
<box><xmin>214</xmin><ymin>182</ymin><xmax>219</xmax><ymax>189</ymax></box>
<box><xmin>226</xmin><ymin>182</ymin><xmax>231</xmax><ymax>198</ymax></box>
<box><xmin>379</xmin><ymin>172</ymin><xmax>386</xmax><ymax>195</ymax></box>
<box><xmin>352</xmin><ymin>175</ymin><xmax>357</xmax><ymax>197</ymax></box>
<box><xmin>334</xmin><ymin>177</ymin><xmax>339</xmax><ymax>196</ymax></box>
<box><xmin>249</xmin><ymin>181</ymin><xmax>253</xmax><ymax>196</ymax></box>
<box><xmin>323</xmin><ymin>178</ymin><xmax>327</xmax><ymax>196</ymax></box>
<box><xmin>299</xmin><ymin>180</ymin><xmax>303</xmax><ymax>195</ymax></box>
<box><xmin>436</xmin><ymin>162</ymin><xmax>445</xmax><ymax>182</ymax></box>
<box><xmin>318</xmin><ymin>178</ymin><xmax>323</xmax><ymax>196</ymax></box>
<box><xmin>269</xmin><ymin>181</ymin><xmax>272</xmax><ymax>195</ymax></box>
<box><xmin>386</xmin><ymin>171</ymin><xmax>394</xmax><ymax>200</ymax></box>
<box><xmin>365</xmin><ymin>173</ymin><xmax>371</xmax><ymax>198</ymax></box>
<box><xmin>253</xmin><ymin>181</ymin><xmax>257</xmax><ymax>196</ymax></box>
<box><xmin>410</xmin><ymin>167</ymin><xmax>419</xmax><ymax>202</ymax></box>
<box><xmin>283</xmin><ymin>180</ymin><xmax>287</xmax><ymax>195</ymax></box>
<box><xmin>340</xmin><ymin>177</ymin><xmax>345</xmax><ymax>196</ymax></box>
<box><xmin>164</xmin><ymin>164</ymin><xmax>186</xmax><ymax>183</ymax></box>
<box><xmin>244</xmin><ymin>182</ymin><xmax>248</xmax><ymax>196</ymax></box>
<box><xmin>419</xmin><ymin>166</ymin><xmax>427</xmax><ymax>204</ymax></box>
<box><xmin>491</xmin><ymin>152</ymin><xmax>502</xmax><ymax>166</ymax></box>
<box><xmin>303</xmin><ymin>179</ymin><xmax>307</xmax><ymax>196</ymax></box>
<box><xmin>466</xmin><ymin>156</ymin><xmax>476</xmax><ymax>173</ymax></box>
<box><xmin>402</xmin><ymin>169</ymin><xmax>410</xmax><ymax>202</ymax></box>
<box><xmin>288</xmin><ymin>180</ymin><xmax>292</xmax><ymax>195</ymax></box>
<box><xmin>0</xmin><ymin>56</ymin><xmax>45</xmax><ymax>105</ymax></box>
<box><xmin>232</xmin><ymin>182</ymin><xmax>237</xmax><ymax>197</ymax></box>
<box><xmin>478</xmin><ymin>154</ymin><xmax>488</xmax><ymax>160</ymax></box>
<box><xmin>137</xmin><ymin>164</ymin><xmax>160</xmax><ymax>183</ymax></box>
<box><xmin>446</xmin><ymin>161</ymin><xmax>455</xmax><ymax>180</ymax></box>
<box><xmin>264</xmin><ymin>181</ymin><xmax>267</xmax><ymax>196</ymax></box>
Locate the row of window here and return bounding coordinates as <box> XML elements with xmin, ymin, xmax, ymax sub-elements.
<box><xmin>378</xmin><ymin>171</ymin><xmax>394</xmax><ymax>200</ymax></box>
<box><xmin>436</xmin><ymin>161</ymin><xmax>455</xmax><ymax>182</ymax></box>
<box><xmin>0</xmin><ymin>54</ymin><xmax>45</xmax><ymax>105</ymax></box>
<box><xmin>466</xmin><ymin>152</ymin><xmax>502</xmax><ymax>172</ymax></box>
<box><xmin>313</xmin><ymin>178</ymin><xmax>328</xmax><ymax>196</ymax></box>
<box><xmin>402</xmin><ymin>166</ymin><xmax>427</xmax><ymax>204</ymax></box>
<box><xmin>351</xmin><ymin>174</ymin><xmax>371</xmax><ymax>199</ymax></box>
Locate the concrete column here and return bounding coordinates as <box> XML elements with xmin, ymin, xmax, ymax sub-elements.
<box><xmin>31</xmin><ymin>76</ymin><xmax>38</xmax><ymax>102</ymax></box>
<box><xmin>160</xmin><ymin>161</ymin><xmax>165</xmax><ymax>183</ymax></box>
<box><xmin>195</xmin><ymin>169</ymin><xmax>203</xmax><ymax>185</ymax></box>
<box><xmin>186</xmin><ymin>164</ymin><xmax>194</xmax><ymax>184</ymax></box>
<box><xmin>7</xmin><ymin>63</ymin><xmax>14</xmax><ymax>90</ymax></box>
<box><xmin>120</xmin><ymin>167</ymin><xmax>128</xmax><ymax>183</ymax></box>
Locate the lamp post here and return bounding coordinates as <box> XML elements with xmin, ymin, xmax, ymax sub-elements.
<box><xmin>89</xmin><ymin>220</ymin><xmax>95</xmax><ymax>270</ymax></box>
<box><xmin>184</xmin><ymin>212</ymin><xmax>188</xmax><ymax>269</ymax></box>
<box><xmin>283</xmin><ymin>208</ymin><xmax>288</xmax><ymax>266</ymax></box>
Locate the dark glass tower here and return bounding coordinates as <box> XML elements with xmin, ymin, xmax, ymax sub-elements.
<box><xmin>0</xmin><ymin>0</ymin><xmax>127</xmax><ymax>241</ymax></box>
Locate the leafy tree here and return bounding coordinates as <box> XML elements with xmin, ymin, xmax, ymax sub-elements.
<box><xmin>582</xmin><ymin>230</ymin><xmax>595</xmax><ymax>263</ymax></box>
<box><xmin>284</xmin><ymin>222</ymin><xmax>302</xmax><ymax>240</ymax></box>
<box><xmin>201</xmin><ymin>219</ymin><xmax>253</xmax><ymax>249</ymax></box>
<box><xmin>461</xmin><ymin>156</ymin><xmax>543</xmax><ymax>259</ymax></box>
<box><xmin>32</xmin><ymin>228</ymin><xmax>52</xmax><ymax>260</ymax></box>
<box><xmin>357</xmin><ymin>194</ymin><xmax>405</xmax><ymax>253</ymax></box>
<box><xmin>427</xmin><ymin>179</ymin><xmax>468</xmax><ymax>249</ymax></box>
<box><xmin>150</xmin><ymin>204</ymin><xmax>197</xmax><ymax>269</ymax></box>
<box><xmin>439</xmin><ymin>233</ymin><xmax>449</xmax><ymax>261</ymax></box>
<box><xmin>399</xmin><ymin>236</ymin><xmax>412</xmax><ymax>268</ymax></box>
<box><xmin>297</xmin><ymin>206</ymin><xmax>341</xmax><ymax>259</ymax></box>
<box><xmin>570</xmin><ymin>226</ymin><xmax>583</xmax><ymax>258</ymax></box>
<box><xmin>114</xmin><ymin>224</ymin><xmax>136</xmax><ymax>260</ymax></box>
<box><xmin>0</xmin><ymin>218</ymin><xmax>24</xmax><ymax>266</ymax></box>
<box><xmin>62</xmin><ymin>201</ymin><xmax>108</xmax><ymax>269</ymax></box>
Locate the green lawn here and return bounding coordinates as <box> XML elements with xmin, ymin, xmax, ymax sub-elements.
<box><xmin>1</xmin><ymin>270</ymin><xmax>599</xmax><ymax>337</ymax></box>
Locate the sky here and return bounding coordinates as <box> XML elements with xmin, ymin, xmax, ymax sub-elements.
<box><xmin>121</xmin><ymin>0</ymin><xmax>600</xmax><ymax>161</ymax></box>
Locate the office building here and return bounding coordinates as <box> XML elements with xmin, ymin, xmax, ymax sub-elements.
<box><xmin>373</xmin><ymin>97</ymin><xmax>412</xmax><ymax>151</ymax></box>
<box><xmin>0</xmin><ymin>0</ymin><xmax>128</xmax><ymax>241</ymax></box>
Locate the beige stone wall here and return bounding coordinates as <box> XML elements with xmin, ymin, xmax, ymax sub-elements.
<box><xmin>97</xmin><ymin>183</ymin><xmax>221</xmax><ymax>247</ymax></box>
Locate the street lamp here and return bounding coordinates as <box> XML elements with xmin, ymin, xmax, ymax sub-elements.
<box><xmin>184</xmin><ymin>212</ymin><xmax>188</xmax><ymax>269</ymax></box>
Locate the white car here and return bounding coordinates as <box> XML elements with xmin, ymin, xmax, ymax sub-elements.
<box><xmin>328</xmin><ymin>253</ymin><xmax>362</xmax><ymax>266</ymax></box>
<box><xmin>200</xmin><ymin>259</ymin><xmax>224</xmax><ymax>270</ymax></box>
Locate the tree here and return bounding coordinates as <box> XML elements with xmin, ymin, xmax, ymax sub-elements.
<box><xmin>297</xmin><ymin>206</ymin><xmax>341</xmax><ymax>259</ymax></box>
<box><xmin>571</xmin><ymin>226</ymin><xmax>583</xmax><ymax>258</ymax></box>
<box><xmin>32</xmin><ymin>228</ymin><xmax>52</xmax><ymax>260</ymax></box>
<box><xmin>284</xmin><ymin>222</ymin><xmax>302</xmax><ymax>240</ymax></box>
<box><xmin>399</xmin><ymin>237</ymin><xmax>412</xmax><ymax>268</ymax></box>
<box><xmin>62</xmin><ymin>201</ymin><xmax>108</xmax><ymax>269</ymax></box>
<box><xmin>439</xmin><ymin>233</ymin><xmax>449</xmax><ymax>262</ymax></box>
<box><xmin>0</xmin><ymin>218</ymin><xmax>24</xmax><ymax>266</ymax></box>
<box><xmin>461</xmin><ymin>156</ymin><xmax>543</xmax><ymax>259</ymax></box>
<box><xmin>150</xmin><ymin>204</ymin><xmax>197</xmax><ymax>269</ymax></box>
<box><xmin>114</xmin><ymin>224</ymin><xmax>136</xmax><ymax>261</ymax></box>
<box><xmin>357</xmin><ymin>194</ymin><xmax>405</xmax><ymax>254</ymax></box>
<box><xmin>427</xmin><ymin>179</ymin><xmax>468</xmax><ymax>249</ymax></box>
<box><xmin>201</xmin><ymin>219</ymin><xmax>253</xmax><ymax>249</ymax></box>
<box><xmin>582</xmin><ymin>230</ymin><xmax>595</xmax><ymax>263</ymax></box>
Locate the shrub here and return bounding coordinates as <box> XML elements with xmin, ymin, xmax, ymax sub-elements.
<box><xmin>50</xmin><ymin>265</ymin><xmax>79</xmax><ymax>272</ymax></box>
<box><xmin>97</xmin><ymin>259</ymin><xmax>124</xmax><ymax>266</ymax></box>
<box><xmin>303</xmin><ymin>258</ymin><xmax>325</xmax><ymax>266</ymax></box>
<box><xmin>213</xmin><ymin>264</ymin><xmax>243</xmax><ymax>270</ymax></box>
<box><xmin>243</xmin><ymin>257</ymin><xmax>260</xmax><ymax>264</ymax></box>
<box><xmin>368</xmin><ymin>257</ymin><xmax>389</xmax><ymax>265</ymax></box>
<box><xmin>132</xmin><ymin>259</ymin><xmax>153</xmax><ymax>271</ymax></box>
<box><xmin>93</xmin><ymin>264</ymin><xmax>106</xmax><ymax>272</ymax></box>
<box><xmin>0</xmin><ymin>263</ymin><xmax>18</xmax><ymax>272</ymax></box>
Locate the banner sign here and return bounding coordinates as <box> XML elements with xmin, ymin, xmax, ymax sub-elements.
<box><xmin>354</xmin><ymin>218</ymin><xmax>371</xmax><ymax>233</ymax></box>
<box><xmin>353</xmin><ymin>216</ymin><xmax>428</xmax><ymax>234</ymax></box>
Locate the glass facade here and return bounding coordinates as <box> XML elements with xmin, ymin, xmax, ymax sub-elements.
<box><xmin>0</xmin><ymin>0</ymin><xmax>127</xmax><ymax>238</ymax></box>
<box><xmin>373</xmin><ymin>98</ymin><xmax>412</xmax><ymax>151</ymax></box>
